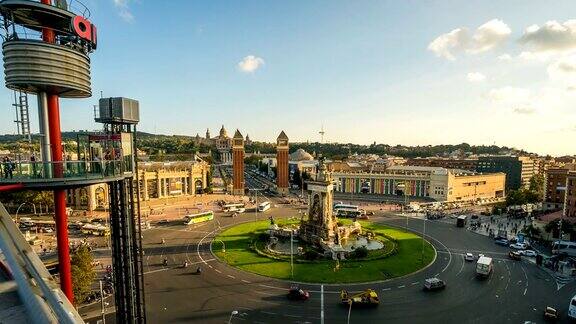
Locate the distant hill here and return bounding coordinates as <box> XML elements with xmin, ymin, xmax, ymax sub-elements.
<box><xmin>0</xmin><ymin>132</ymin><xmax>533</xmax><ymax>158</ymax></box>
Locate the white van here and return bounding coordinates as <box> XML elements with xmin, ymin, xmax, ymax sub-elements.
<box><xmin>569</xmin><ymin>295</ymin><xmax>576</xmax><ymax>319</ymax></box>
<box><xmin>476</xmin><ymin>256</ymin><xmax>493</xmax><ymax>278</ymax></box>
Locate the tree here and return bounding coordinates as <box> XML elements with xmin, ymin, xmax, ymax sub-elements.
<box><xmin>292</xmin><ymin>169</ymin><xmax>302</xmax><ymax>188</ymax></box>
<box><xmin>528</xmin><ymin>174</ymin><xmax>545</xmax><ymax>202</ymax></box>
<box><xmin>71</xmin><ymin>245</ymin><xmax>96</xmax><ymax>305</ymax></box>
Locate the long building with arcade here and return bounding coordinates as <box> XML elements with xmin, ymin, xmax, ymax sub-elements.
<box><xmin>332</xmin><ymin>165</ymin><xmax>506</xmax><ymax>203</ymax></box>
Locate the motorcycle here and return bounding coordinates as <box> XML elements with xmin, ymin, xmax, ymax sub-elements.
<box><xmin>183</xmin><ymin>261</ymin><xmax>188</xmax><ymax>268</ymax></box>
<box><xmin>195</xmin><ymin>267</ymin><xmax>202</xmax><ymax>274</ymax></box>
<box><xmin>163</xmin><ymin>258</ymin><xmax>168</xmax><ymax>266</ymax></box>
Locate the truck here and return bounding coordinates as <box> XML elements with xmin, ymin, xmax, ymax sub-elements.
<box><xmin>476</xmin><ymin>256</ymin><xmax>493</xmax><ymax>278</ymax></box>
<box><xmin>340</xmin><ymin>289</ymin><xmax>379</xmax><ymax>307</ymax></box>
<box><xmin>456</xmin><ymin>215</ymin><xmax>467</xmax><ymax>227</ymax></box>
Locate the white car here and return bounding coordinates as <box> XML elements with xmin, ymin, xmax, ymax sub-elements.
<box><xmin>520</xmin><ymin>250</ymin><xmax>537</xmax><ymax>257</ymax></box>
<box><xmin>510</xmin><ymin>243</ymin><xmax>528</xmax><ymax>250</ymax></box>
<box><xmin>464</xmin><ymin>253</ymin><xmax>475</xmax><ymax>262</ymax></box>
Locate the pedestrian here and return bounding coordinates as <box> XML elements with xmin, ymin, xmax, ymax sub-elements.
<box><xmin>2</xmin><ymin>157</ymin><xmax>8</xmax><ymax>178</ymax></box>
<box><xmin>30</xmin><ymin>154</ymin><xmax>37</xmax><ymax>177</ymax></box>
<box><xmin>6</xmin><ymin>157</ymin><xmax>13</xmax><ymax>179</ymax></box>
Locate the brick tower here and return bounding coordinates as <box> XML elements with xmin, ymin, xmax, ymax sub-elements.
<box><xmin>232</xmin><ymin>129</ymin><xmax>245</xmax><ymax>195</ymax></box>
<box><xmin>276</xmin><ymin>131</ymin><xmax>289</xmax><ymax>196</ymax></box>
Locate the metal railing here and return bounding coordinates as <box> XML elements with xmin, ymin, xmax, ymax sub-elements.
<box><xmin>0</xmin><ymin>160</ymin><xmax>132</xmax><ymax>182</ymax></box>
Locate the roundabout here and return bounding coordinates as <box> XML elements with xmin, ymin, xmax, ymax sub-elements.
<box><xmin>212</xmin><ymin>219</ymin><xmax>435</xmax><ymax>284</ymax></box>
<box><xmin>140</xmin><ymin>201</ymin><xmax>576</xmax><ymax>324</ymax></box>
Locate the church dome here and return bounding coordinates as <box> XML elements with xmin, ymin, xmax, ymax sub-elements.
<box><xmin>290</xmin><ymin>148</ymin><xmax>314</xmax><ymax>161</ymax></box>
<box><xmin>219</xmin><ymin>125</ymin><xmax>228</xmax><ymax>138</ymax></box>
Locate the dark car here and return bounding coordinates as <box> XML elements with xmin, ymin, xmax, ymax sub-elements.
<box><xmin>287</xmin><ymin>286</ymin><xmax>310</xmax><ymax>301</ymax></box>
<box><xmin>495</xmin><ymin>239</ymin><xmax>509</xmax><ymax>246</ymax></box>
<box><xmin>508</xmin><ymin>251</ymin><xmax>522</xmax><ymax>261</ymax></box>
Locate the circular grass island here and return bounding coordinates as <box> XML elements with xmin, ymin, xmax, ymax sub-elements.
<box><xmin>212</xmin><ymin>219</ymin><xmax>435</xmax><ymax>284</ymax></box>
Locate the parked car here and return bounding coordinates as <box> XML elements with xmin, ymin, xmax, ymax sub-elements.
<box><xmin>464</xmin><ymin>253</ymin><xmax>475</xmax><ymax>262</ymax></box>
<box><xmin>495</xmin><ymin>239</ymin><xmax>509</xmax><ymax>246</ymax></box>
<box><xmin>543</xmin><ymin>306</ymin><xmax>558</xmax><ymax>321</ymax></box>
<box><xmin>519</xmin><ymin>250</ymin><xmax>537</xmax><ymax>257</ymax></box>
<box><xmin>510</xmin><ymin>243</ymin><xmax>528</xmax><ymax>250</ymax></box>
<box><xmin>423</xmin><ymin>278</ymin><xmax>446</xmax><ymax>291</ymax></box>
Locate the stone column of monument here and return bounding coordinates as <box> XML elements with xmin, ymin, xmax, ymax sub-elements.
<box><xmin>276</xmin><ymin>131</ymin><xmax>289</xmax><ymax>196</ymax></box>
<box><xmin>232</xmin><ymin>129</ymin><xmax>245</xmax><ymax>195</ymax></box>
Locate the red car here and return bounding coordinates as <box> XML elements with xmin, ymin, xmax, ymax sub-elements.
<box><xmin>287</xmin><ymin>286</ymin><xmax>310</xmax><ymax>300</ymax></box>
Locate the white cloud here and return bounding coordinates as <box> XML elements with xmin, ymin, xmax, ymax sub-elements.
<box><xmin>548</xmin><ymin>55</ymin><xmax>576</xmax><ymax>82</ymax></box>
<box><xmin>467</xmin><ymin>72</ymin><xmax>486</xmax><ymax>82</ymax></box>
<box><xmin>428</xmin><ymin>19</ymin><xmax>511</xmax><ymax>60</ymax></box>
<box><xmin>513</xmin><ymin>106</ymin><xmax>536</xmax><ymax>114</ymax></box>
<box><xmin>469</xmin><ymin>19</ymin><xmax>512</xmax><ymax>54</ymax></box>
<box><xmin>113</xmin><ymin>0</ymin><xmax>134</xmax><ymax>22</ymax></box>
<box><xmin>428</xmin><ymin>28</ymin><xmax>469</xmax><ymax>60</ymax></box>
<box><xmin>486</xmin><ymin>86</ymin><xmax>530</xmax><ymax>103</ymax></box>
<box><xmin>238</xmin><ymin>55</ymin><xmax>265</xmax><ymax>73</ymax></box>
<box><xmin>520</xmin><ymin>20</ymin><xmax>576</xmax><ymax>54</ymax></box>
<box><xmin>497</xmin><ymin>54</ymin><xmax>512</xmax><ymax>61</ymax></box>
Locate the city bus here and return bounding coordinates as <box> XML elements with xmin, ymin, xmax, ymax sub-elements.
<box><xmin>552</xmin><ymin>240</ymin><xmax>576</xmax><ymax>257</ymax></box>
<box><xmin>223</xmin><ymin>203</ymin><xmax>245</xmax><ymax>213</ymax></box>
<box><xmin>336</xmin><ymin>209</ymin><xmax>363</xmax><ymax>218</ymax></box>
<box><xmin>333</xmin><ymin>203</ymin><xmax>359</xmax><ymax>212</ymax></box>
<box><xmin>81</xmin><ymin>224</ymin><xmax>110</xmax><ymax>236</ymax></box>
<box><xmin>184</xmin><ymin>211</ymin><xmax>215</xmax><ymax>225</ymax></box>
<box><xmin>258</xmin><ymin>201</ymin><xmax>271</xmax><ymax>212</ymax></box>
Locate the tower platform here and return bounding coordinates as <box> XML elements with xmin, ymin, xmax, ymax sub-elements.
<box><xmin>0</xmin><ymin>160</ymin><xmax>133</xmax><ymax>190</ymax></box>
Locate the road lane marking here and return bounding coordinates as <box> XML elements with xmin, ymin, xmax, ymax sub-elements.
<box><xmin>284</xmin><ymin>314</ymin><xmax>301</xmax><ymax>318</ymax></box>
<box><xmin>524</xmin><ymin>288</ymin><xmax>527</xmax><ymax>296</ymax></box>
<box><xmin>261</xmin><ymin>311</ymin><xmax>276</xmax><ymax>315</ymax></box>
<box><xmin>215</xmin><ymin>269</ymin><xmax>222</xmax><ymax>273</ymax></box>
<box><xmin>411</xmin><ymin>282</ymin><xmax>419</xmax><ymax>285</ymax></box>
<box><xmin>227</xmin><ymin>275</ymin><xmax>236</xmax><ymax>279</ymax></box>
<box><xmin>321</xmin><ymin>284</ymin><xmax>324</xmax><ymax>324</ymax></box>
<box><xmin>241</xmin><ymin>279</ymin><xmax>251</xmax><ymax>284</ymax></box>
<box><xmin>397</xmin><ymin>285</ymin><xmax>405</xmax><ymax>288</ymax></box>
<box><xmin>382</xmin><ymin>288</ymin><xmax>391</xmax><ymax>291</ymax></box>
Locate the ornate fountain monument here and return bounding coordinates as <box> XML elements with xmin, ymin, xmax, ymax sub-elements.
<box><xmin>299</xmin><ymin>157</ymin><xmax>340</xmax><ymax>246</ymax></box>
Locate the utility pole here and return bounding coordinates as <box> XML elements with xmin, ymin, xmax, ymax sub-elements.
<box><xmin>290</xmin><ymin>230</ymin><xmax>294</xmax><ymax>278</ymax></box>
<box><xmin>100</xmin><ymin>280</ymin><xmax>106</xmax><ymax>324</ymax></box>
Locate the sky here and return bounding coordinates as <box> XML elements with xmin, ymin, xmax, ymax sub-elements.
<box><xmin>1</xmin><ymin>0</ymin><xmax>576</xmax><ymax>156</ymax></box>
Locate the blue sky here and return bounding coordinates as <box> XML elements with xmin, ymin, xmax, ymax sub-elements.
<box><xmin>1</xmin><ymin>0</ymin><xmax>576</xmax><ymax>155</ymax></box>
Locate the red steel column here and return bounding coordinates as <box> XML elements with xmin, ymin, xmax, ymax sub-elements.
<box><xmin>41</xmin><ymin>0</ymin><xmax>74</xmax><ymax>303</ymax></box>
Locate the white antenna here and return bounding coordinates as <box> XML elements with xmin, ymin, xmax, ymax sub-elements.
<box><xmin>319</xmin><ymin>125</ymin><xmax>325</xmax><ymax>143</ymax></box>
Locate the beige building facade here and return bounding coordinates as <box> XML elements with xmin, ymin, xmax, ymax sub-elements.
<box><xmin>67</xmin><ymin>159</ymin><xmax>210</xmax><ymax>210</ymax></box>
<box><xmin>333</xmin><ymin>166</ymin><xmax>505</xmax><ymax>203</ymax></box>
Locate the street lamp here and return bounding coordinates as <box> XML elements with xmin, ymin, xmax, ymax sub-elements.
<box><xmin>347</xmin><ymin>300</ymin><xmax>352</xmax><ymax>324</ymax></box>
<box><xmin>15</xmin><ymin>202</ymin><xmax>32</xmax><ymax>225</ymax></box>
<box><xmin>215</xmin><ymin>239</ymin><xmax>226</xmax><ymax>253</ymax></box>
<box><xmin>421</xmin><ymin>217</ymin><xmax>426</xmax><ymax>265</ymax></box>
<box><xmin>228</xmin><ymin>310</ymin><xmax>239</xmax><ymax>324</ymax></box>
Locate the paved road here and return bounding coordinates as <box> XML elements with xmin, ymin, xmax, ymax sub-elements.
<box><xmin>143</xmin><ymin>199</ymin><xmax>574</xmax><ymax>323</ymax></box>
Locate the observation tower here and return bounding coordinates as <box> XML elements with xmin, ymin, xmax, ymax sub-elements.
<box><xmin>0</xmin><ymin>1</ymin><xmax>146</xmax><ymax>323</ymax></box>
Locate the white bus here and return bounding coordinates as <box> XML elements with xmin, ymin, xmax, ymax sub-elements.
<box><xmin>81</xmin><ymin>224</ymin><xmax>110</xmax><ymax>237</ymax></box>
<box><xmin>336</xmin><ymin>209</ymin><xmax>363</xmax><ymax>218</ymax></box>
<box><xmin>552</xmin><ymin>240</ymin><xmax>576</xmax><ymax>257</ymax></box>
<box><xmin>223</xmin><ymin>203</ymin><xmax>245</xmax><ymax>213</ymax></box>
<box><xmin>184</xmin><ymin>211</ymin><xmax>214</xmax><ymax>225</ymax></box>
<box><xmin>333</xmin><ymin>203</ymin><xmax>359</xmax><ymax>212</ymax></box>
<box><xmin>258</xmin><ymin>201</ymin><xmax>271</xmax><ymax>212</ymax></box>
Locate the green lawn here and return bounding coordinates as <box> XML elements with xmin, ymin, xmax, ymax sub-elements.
<box><xmin>213</xmin><ymin>220</ymin><xmax>435</xmax><ymax>283</ymax></box>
